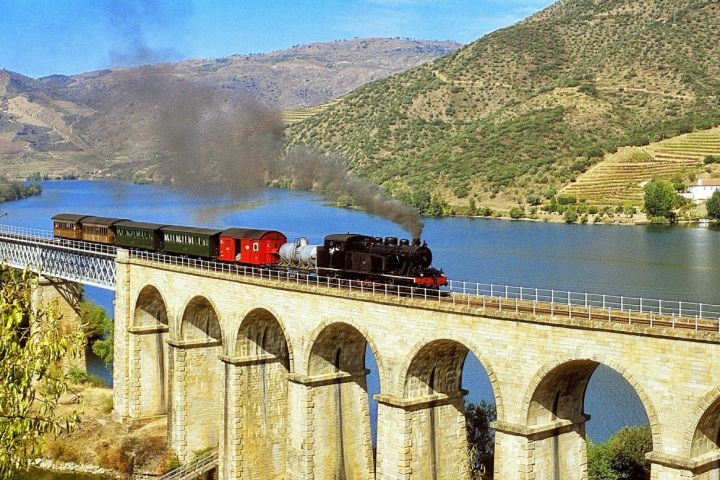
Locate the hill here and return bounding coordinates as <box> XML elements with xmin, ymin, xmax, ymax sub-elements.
<box><xmin>0</xmin><ymin>38</ymin><xmax>461</xmax><ymax>179</ymax></box>
<box><xmin>287</xmin><ymin>0</ymin><xmax>720</xmax><ymax>214</ymax></box>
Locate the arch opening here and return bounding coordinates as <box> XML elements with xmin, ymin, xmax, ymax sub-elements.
<box><xmin>134</xmin><ymin>285</ymin><xmax>168</xmax><ymax>327</ymax></box>
<box><xmin>307</xmin><ymin>322</ymin><xmax>377</xmax><ymax>480</ymax></box>
<box><xmin>527</xmin><ymin>360</ymin><xmax>653</xmax><ymax>480</ymax></box>
<box><xmin>132</xmin><ymin>285</ymin><xmax>169</xmax><ymax>416</ymax></box>
<box><xmin>690</xmin><ymin>393</ymin><xmax>720</xmax><ymax>479</ymax></box>
<box><xmin>225</xmin><ymin>308</ymin><xmax>291</xmax><ymax>479</ymax></box>
<box><xmin>403</xmin><ymin>339</ymin><xmax>497</xmax><ymax>480</ymax></box>
<box><xmin>180</xmin><ymin>296</ymin><xmax>221</xmax><ymax>342</ymax></box>
<box><xmin>171</xmin><ymin>296</ymin><xmax>223</xmax><ymax>461</ymax></box>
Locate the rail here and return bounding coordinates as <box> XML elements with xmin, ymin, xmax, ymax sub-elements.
<box><xmin>0</xmin><ymin>224</ymin><xmax>116</xmax><ymax>256</ymax></box>
<box><xmin>159</xmin><ymin>449</ymin><xmax>218</xmax><ymax>480</ymax></box>
<box><xmin>129</xmin><ymin>249</ymin><xmax>720</xmax><ymax>332</ymax></box>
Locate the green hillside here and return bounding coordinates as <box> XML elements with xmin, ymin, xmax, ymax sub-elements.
<box><xmin>287</xmin><ymin>0</ymin><xmax>720</xmax><ymax>213</ymax></box>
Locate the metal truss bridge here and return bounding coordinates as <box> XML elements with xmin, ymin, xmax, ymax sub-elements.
<box><xmin>0</xmin><ymin>225</ymin><xmax>116</xmax><ymax>290</ymax></box>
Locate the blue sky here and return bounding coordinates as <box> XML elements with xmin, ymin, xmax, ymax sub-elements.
<box><xmin>1</xmin><ymin>0</ymin><xmax>553</xmax><ymax>78</ymax></box>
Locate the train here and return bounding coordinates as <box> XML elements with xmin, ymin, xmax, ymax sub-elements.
<box><xmin>51</xmin><ymin>214</ymin><xmax>448</xmax><ymax>289</ymax></box>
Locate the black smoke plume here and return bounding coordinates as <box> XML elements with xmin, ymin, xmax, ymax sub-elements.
<box><xmin>283</xmin><ymin>147</ymin><xmax>424</xmax><ymax>238</ymax></box>
<box><xmin>137</xmin><ymin>78</ymin><xmax>423</xmax><ymax>236</ymax></box>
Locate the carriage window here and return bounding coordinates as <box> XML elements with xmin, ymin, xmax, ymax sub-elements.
<box><xmin>253</xmin><ymin>242</ymin><xmax>259</xmax><ymax>252</ymax></box>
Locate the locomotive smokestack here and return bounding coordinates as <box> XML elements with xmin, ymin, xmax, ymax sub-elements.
<box><xmin>412</xmin><ymin>238</ymin><xmax>421</xmax><ymax>246</ymax></box>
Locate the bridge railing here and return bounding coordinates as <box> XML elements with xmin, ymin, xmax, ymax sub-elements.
<box><xmin>0</xmin><ymin>224</ymin><xmax>116</xmax><ymax>256</ymax></box>
<box><xmin>130</xmin><ymin>249</ymin><xmax>720</xmax><ymax>332</ymax></box>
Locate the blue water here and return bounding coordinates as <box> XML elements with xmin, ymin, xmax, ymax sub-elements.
<box><xmin>8</xmin><ymin>179</ymin><xmax>719</xmax><ymax>442</ymax></box>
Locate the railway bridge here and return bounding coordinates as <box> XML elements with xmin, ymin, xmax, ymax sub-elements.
<box><xmin>2</xmin><ymin>225</ymin><xmax>720</xmax><ymax>479</ymax></box>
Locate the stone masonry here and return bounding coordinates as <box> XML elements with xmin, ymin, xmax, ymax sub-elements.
<box><xmin>111</xmin><ymin>249</ymin><xmax>720</xmax><ymax>479</ymax></box>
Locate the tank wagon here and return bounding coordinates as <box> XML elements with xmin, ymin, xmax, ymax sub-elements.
<box><xmin>51</xmin><ymin>213</ymin><xmax>447</xmax><ymax>289</ymax></box>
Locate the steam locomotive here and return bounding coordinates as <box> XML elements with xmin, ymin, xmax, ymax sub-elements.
<box><xmin>51</xmin><ymin>214</ymin><xmax>447</xmax><ymax>289</ymax></box>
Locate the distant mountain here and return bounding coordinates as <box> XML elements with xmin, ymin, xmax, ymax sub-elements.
<box><xmin>0</xmin><ymin>38</ymin><xmax>461</xmax><ymax>179</ymax></box>
<box><xmin>287</xmin><ymin>0</ymin><xmax>720</xmax><ymax>213</ymax></box>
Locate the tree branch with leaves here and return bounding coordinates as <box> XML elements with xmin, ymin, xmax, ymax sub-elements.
<box><xmin>0</xmin><ymin>267</ymin><xmax>85</xmax><ymax>479</ymax></box>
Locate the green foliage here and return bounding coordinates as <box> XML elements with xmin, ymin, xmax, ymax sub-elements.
<box><xmin>588</xmin><ymin>425</ymin><xmax>652</xmax><ymax>480</ymax></box>
<box><xmin>643</xmin><ymin>180</ymin><xmax>676</xmax><ymax>218</ymax></box>
<box><xmin>564</xmin><ymin>209</ymin><xmax>578</xmax><ymax>223</ymax></box>
<box><xmin>0</xmin><ymin>267</ymin><xmax>85</xmax><ymax>478</ymax></box>
<box><xmin>0</xmin><ymin>182</ymin><xmax>41</xmax><ymax>203</ymax></box>
<box><xmin>526</xmin><ymin>194</ymin><xmax>542</xmax><ymax>206</ymax></box>
<box><xmin>509</xmin><ymin>206</ymin><xmax>525</xmax><ymax>219</ymax></box>
<box><xmin>557</xmin><ymin>195</ymin><xmax>577</xmax><ymax>205</ymax></box>
<box><xmin>80</xmin><ymin>301</ymin><xmax>113</xmax><ymax>370</ymax></box>
<box><xmin>466</xmin><ymin>401</ymin><xmax>496</xmax><ymax>478</ymax></box>
<box><xmin>588</xmin><ymin>205</ymin><xmax>599</xmax><ymax>214</ymax></box>
<box><xmin>650</xmin><ymin>216</ymin><xmax>670</xmax><ymax>224</ymax></box>
<box><xmin>67</xmin><ymin>368</ymin><xmax>107</xmax><ymax>388</ymax></box>
<box><xmin>623</xmin><ymin>203</ymin><xmax>637</xmax><ymax>216</ymax></box>
<box><xmin>707</xmin><ymin>190</ymin><xmax>720</xmax><ymax>220</ymax></box>
<box><xmin>704</xmin><ymin>155</ymin><xmax>720</xmax><ymax>165</ymax></box>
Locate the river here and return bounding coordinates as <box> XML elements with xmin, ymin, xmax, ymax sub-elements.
<box><xmin>7</xmin><ymin>179</ymin><xmax>720</xmax><ymax>448</ymax></box>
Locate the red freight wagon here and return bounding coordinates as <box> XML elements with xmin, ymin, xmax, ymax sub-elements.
<box><xmin>219</xmin><ymin>228</ymin><xmax>287</xmax><ymax>265</ymax></box>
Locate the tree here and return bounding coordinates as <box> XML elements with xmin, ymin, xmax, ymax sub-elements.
<box><xmin>707</xmin><ymin>190</ymin><xmax>720</xmax><ymax>220</ymax></box>
<box><xmin>0</xmin><ymin>267</ymin><xmax>84</xmax><ymax>478</ymax></box>
<box><xmin>466</xmin><ymin>400</ymin><xmax>496</xmax><ymax>478</ymax></box>
<box><xmin>588</xmin><ymin>425</ymin><xmax>652</xmax><ymax>480</ymax></box>
<box><xmin>643</xmin><ymin>180</ymin><xmax>676</xmax><ymax>218</ymax></box>
<box><xmin>80</xmin><ymin>301</ymin><xmax>113</xmax><ymax>370</ymax></box>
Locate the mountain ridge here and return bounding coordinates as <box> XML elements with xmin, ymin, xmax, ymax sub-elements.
<box><xmin>0</xmin><ymin>38</ymin><xmax>461</xmax><ymax>179</ymax></box>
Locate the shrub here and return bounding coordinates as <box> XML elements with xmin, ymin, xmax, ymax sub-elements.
<box><xmin>67</xmin><ymin>368</ymin><xmax>107</xmax><ymax>388</ymax></box>
<box><xmin>704</xmin><ymin>155</ymin><xmax>720</xmax><ymax>164</ymax></box>
<box><xmin>509</xmin><ymin>206</ymin><xmax>525</xmax><ymax>219</ymax></box>
<box><xmin>101</xmin><ymin>395</ymin><xmax>114</xmax><ymax>414</ymax></box>
<box><xmin>97</xmin><ymin>443</ymin><xmax>132</xmax><ymax>474</ymax></box>
<box><xmin>589</xmin><ymin>206</ymin><xmax>599</xmax><ymax>214</ymax></box>
<box><xmin>564</xmin><ymin>209</ymin><xmax>578</xmax><ymax>223</ymax></box>
<box><xmin>650</xmin><ymin>216</ymin><xmax>670</xmax><ymax>224</ymax></box>
<box><xmin>526</xmin><ymin>194</ymin><xmax>542</xmax><ymax>206</ymax></box>
<box><xmin>557</xmin><ymin>195</ymin><xmax>578</xmax><ymax>205</ymax></box>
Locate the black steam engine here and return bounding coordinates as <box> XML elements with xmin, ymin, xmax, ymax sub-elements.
<box><xmin>316</xmin><ymin>234</ymin><xmax>445</xmax><ymax>288</ymax></box>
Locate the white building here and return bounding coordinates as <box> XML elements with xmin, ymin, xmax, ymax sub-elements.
<box><xmin>684</xmin><ymin>178</ymin><xmax>720</xmax><ymax>201</ymax></box>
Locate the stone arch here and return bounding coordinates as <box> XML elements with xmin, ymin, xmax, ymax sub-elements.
<box><xmin>685</xmin><ymin>386</ymin><xmax>720</xmax><ymax>474</ymax></box>
<box><xmin>179</xmin><ymin>295</ymin><xmax>222</xmax><ymax>343</ymax></box>
<box><xmin>222</xmin><ymin>307</ymin><xmax>292</xmax><ymax>480</ymax></box>
<box><xmin>305</xmin><ymin>321</ymin><xmax>379</xmax><ymax>480</ymax></box>
<box><xmin>169</xmin><ymin>295</ymin><xmax>224</xmax><ymax>462</ymax></box>
<box><xmin>131</xmin><ymin>285</ymin><xmax>170</xmax><ymax>417</ymax></box>
<box><xmin>399</xmin><ymin>335</ymin><xmax>503</xmax><ymax>417</ymax></box>
<box><xmin>522</xmin><ymin>355</ymin><xmax>660</xmax><ymax>480</ymax></box>
<box><xmin>133</xmin><ymin>285</ymin><xmax>170</xmax><ymax>327</ymax></box>
<box><xmin>232</xmin><ymin>306</ymin><xmax>294</xmax><ymax>369</ymax></box>
<box><xmin>401</xmin><ymin>338</ymin><xmax>497</xmax><ymax>480</ymax></box>
<box><xmin>304</xmin><ymin>318</ymin><xmax>386</xmax><ymax>388</ymax></box>
<box><xmin>522</xmin><ymin>355</ymin><xmax>661</xmax><ymax>448</ymax></box>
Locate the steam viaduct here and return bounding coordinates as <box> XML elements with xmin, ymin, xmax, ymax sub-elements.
<box><xmin>102</xmin><ymin>248</ymin><xmax>720</xmax><ymax>480</ymax></box>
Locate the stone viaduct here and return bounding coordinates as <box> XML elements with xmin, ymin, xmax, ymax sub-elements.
<box><xmin>107</xmin><ymin>249</ymin><xmax>720</xmax><ymax>480</ymax></box>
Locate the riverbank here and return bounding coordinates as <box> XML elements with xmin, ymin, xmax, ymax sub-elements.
<box><xmin>34</xmin><ymin>385</ymin><xmax>175</xmax><ymax>479</ymax></box>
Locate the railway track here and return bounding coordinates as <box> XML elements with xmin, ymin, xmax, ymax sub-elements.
<box><xmin>133</xmin><ymin>250</ymin><xmax>720</xmax><ymax>334</ymax></box>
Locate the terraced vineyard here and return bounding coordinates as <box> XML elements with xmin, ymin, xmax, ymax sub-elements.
<box><xmin>282</xmin><ymin>98</ymin><xmax>343</xmax><ymax>125</ymax></box>
<box><xmin>561</xmin><ymin>127</ymin><xmax>720</xmax><ymax>206</ymax></box>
